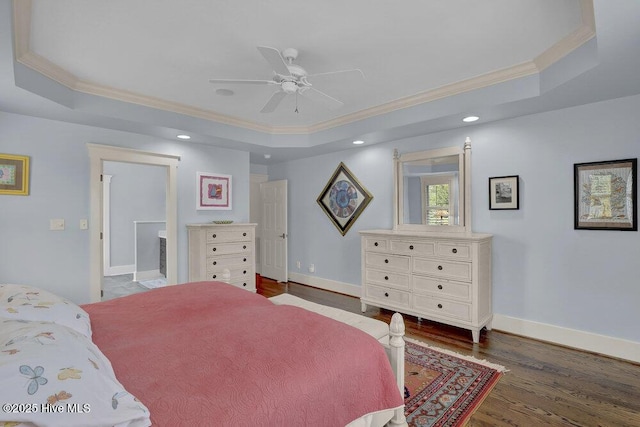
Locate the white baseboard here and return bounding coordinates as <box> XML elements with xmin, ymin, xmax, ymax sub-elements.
<box><xmin>492</xmin><ymin>314</ymin><xmax>640</xmax><ymax>364</ymax></box>
<box><xmin>133</xmin><ymin>269</ymin><xmax>162</xmax><ymax>282</ymax></box>
<box><xmin>104</xmin><ymin>264</ymin><xmax>135</xmax><ymax>276</ymax></box>
<box><xmin>287</xmin><ymin>272</ymin><xmax>361</xmax><ymax>297</ymax></box>
<box><xmin>286</xmin><ymin>273</ymin><xmax>640</xmax><ymax>364</ymax></box>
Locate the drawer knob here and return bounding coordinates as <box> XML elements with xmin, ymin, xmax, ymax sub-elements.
<box><xmin>374</xmin><ymin>242</ymin><xmax>379</xmax><ymax>247</ymax></box>
<box><xmin>384</xmin><ymin>276</ymin><xmax>389</xmax><ymax>280</ymax></box>
<box><xmin>437</xmin><ymin>304</ymin><xmax>443</xmax><ymax>309</ymax></box>
<box><xmin>437</xmin><ymin>265</ymin><xmax>443</xmax><ymax>270</ymax></box>
<box><xmin>242</xmin><ymin>283</ymin><xmax>247</xmax><ymax>287</ymax></box>
<box><xmin>243</xmin><ymin>270</ymin><xmax>247</xmax><ymax>274</ymax></box>
<box><xmin>243</xmin><ymin>232</ymin><xmax>247</xmax><ymax>236</ymax></box>
<box><xmin>409</xmin><ymin>245</ymin><xmax>414</xmax><ymax>250</ymax></box>
<box><xmin>437</xmin><ymin>284</ymin><xmax>443</xmax><ymax>290</ymax></box>
<box><xmin>384</xmin><ymin>292</ymin><xmax>389</xmax><ymax>297</ymax></box>
<box><xmin>213</xmin><ymin>261</ymin><xmax>217</xmax><ymax>266</ymax></box>
<box><xmin>385</xmin><ymin>259</ymin><xmax>389</xmax><ymax>264</ymax></box>
<box><xmin>212</xmin><ymin>234</ymin><xmax>216</xmax><ymax>238</ymax></box>
<box><xmin>243</xmin><ymin>245</ymin><xmax>247</xmax><ymax>249</ymax></box>
<box><xmin>452</xmin><ymin>248</ymin><xmax>457</xmax><ymax>254</ymax></box>
<box><xmin>243</xmin><ymin>258</ymin><xmax>247</xmax><ymax>262</ymax></box>
<box><xmin>212</xmin><ymin>247</ymin><xmax>217</xmax><ymax>252</ymax></box>
<box><xmin>213</xmin><ymin>274</ymin><xmax>217</xmax><ymax>279</ymax></box>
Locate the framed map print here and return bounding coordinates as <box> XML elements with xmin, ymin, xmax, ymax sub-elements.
<box><xmin>0</xmin><ymin>153</ymin><xmax>30</xmax><ymax>196</ymax></box>
<box><xmin>197</xmin><ymin>172</ymin><xmax>232</xmax><ymax>210</ymax></box>
<box><xmin>317</xmin><ymin>162</ymin><xmax>373</xmax><ymax>236</ymax></box>
<box><xmin>574</xmin><ymin>158</ymin><xmax>637</xmax><ymax>231</ymax></box>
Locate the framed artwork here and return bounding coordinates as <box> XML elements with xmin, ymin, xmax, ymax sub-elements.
<box><xmin>316</xmin><ymin>162</ymin><xmax>373</xmax><ymax>236</ymax></box>
<box><xmin>489</xmin><ymin>175</ymin><xmax>519</xmax><ymax>210</ymax></box>
<box><xmin>196</xmin><ymin>172</ymin><xmax>232</xmax><ymax>210</ymax></box>
<box><xmin>0</xmin><ymin>153</ymin><xmax>30</xmax><ymax>196</ymax></box>
<box><xmin>574</xmin><ymin>158</ymin><xmax>637</xmax><ymax>231</ymax></box>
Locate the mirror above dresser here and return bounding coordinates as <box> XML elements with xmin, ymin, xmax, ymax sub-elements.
<box><xmin>394</xmin><ymin>138</ymin><xmax>471</xmax><ymax>233</ymax></box>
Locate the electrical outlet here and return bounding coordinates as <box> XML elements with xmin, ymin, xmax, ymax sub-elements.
<box><xmin>80</xmin><ymin>219</ymin><xmax>88</xmax><ymax>230</ymax></box>
<box><xmin>296</xmin><ymin>260</ymin><xmax>301</xmax><ymax>269</ymax></box>
<box><xmin>49</xmin><ymin>219</ymin><xmax>65</xmax><ymax>231</ymax></box>
<box><xmin>309</xmin><ymin>264</ymin><xmax>315</xmax><ymax>273</ymax></box>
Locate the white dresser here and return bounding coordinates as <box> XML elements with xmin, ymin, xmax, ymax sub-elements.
<box><xmin>360</xmin><ymin>230</ymin><xmax>492</xmax><ymax>342</ymax></box>
<box><xmin>187</xmin><ymin>223</ymin><xmax>257</xmax><ymax>292</ymax></box>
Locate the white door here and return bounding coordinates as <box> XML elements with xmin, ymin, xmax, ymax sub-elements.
<box><xmin>260</xmin><ymin>180</ymin><xmax>287</xmax><ymax>282</ymax></box>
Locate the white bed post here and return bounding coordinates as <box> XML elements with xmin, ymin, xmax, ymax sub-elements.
<box><xmin>389</xmin><ymin>313</ymin><xmax>408</xmax><ymax>427</ymax></box>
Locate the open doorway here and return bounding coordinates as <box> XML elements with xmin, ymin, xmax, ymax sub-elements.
<box><xmin>102</xmin><ymin>162</ymin><xmax>167</xmax><ymax>300</ymax></box>
<box><xmin>88</xmin><ymin>144</ymin><xmax>180</xmax><ymax>303</ymax></box>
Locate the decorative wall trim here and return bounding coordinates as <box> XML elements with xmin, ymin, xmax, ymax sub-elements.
<box><xmin>11</xmin><ymin>0</ymin><xmax>596</xmax><ymax>137</ymax></box>
<box><xmin>287</xmin><ymin>272</ymin><xmax>360</xmax><ymax>298</ymax></box>
<box><xmin>492</xmin><ymin>314</ymin><xmax>640</xmax><ymax>364</ymax></box>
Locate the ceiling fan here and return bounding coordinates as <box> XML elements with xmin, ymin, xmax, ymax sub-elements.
<box><xmin>209</xmin><ymin>46</ymin><xmax>364</xmax><ymax>113</ymax></box>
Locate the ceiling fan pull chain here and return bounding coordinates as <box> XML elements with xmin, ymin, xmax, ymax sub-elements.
<box><xmin>295</xmin><ymin>91</ymin><xmax>299</xmax><ymax>113</ymax></box>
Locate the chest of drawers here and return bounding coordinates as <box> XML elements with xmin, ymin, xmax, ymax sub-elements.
<box><xmin>187</xmin><ymin>223</ymin><xmax>257</xmax><ymax>292</ymax></box>
<box><xmin>360</xmin><ymin>230</ymin><xmax>492</xmax><ymax>342</ymax></box>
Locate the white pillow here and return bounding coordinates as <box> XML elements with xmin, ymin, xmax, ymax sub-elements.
<box><xmin>0</xmin><ymin>284</ymin><xmax>92</xmax><ymax>338</ymax></box>
<box><xmin>0</xmin><ymin>320</ymin><xmax>150</xmax><ymax>427</ymax></box>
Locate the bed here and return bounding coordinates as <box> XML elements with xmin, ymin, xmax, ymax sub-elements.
<box><xmin>1</xmin><ymin>281</ymin><xmax>407</xmax><ymax>427</ymax></box>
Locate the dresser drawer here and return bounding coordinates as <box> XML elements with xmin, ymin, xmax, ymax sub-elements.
<box><xmin>206</xmin><ymin>254</ymin><xmax>252</xmax><ymax>270</ymax></box>
<box><xmin>413</xmin><ymin>258</ymin><xmax>472</xmax><ymax>281</ymax></box>
<box><xmin>206</xmin><ymin>265</ymin><xmax>253</xmax><ymax>281</ymax></box>
<box><xmin>230</xmin><ymin>277</ymin><xmax>255</xmax><ymax>291</ymax></box>
<box><xmin>364</xmin><ymin>285</ymin><xmax>410</xmax><ymax>308</ymax></box>
<box><xmin>390</xmin><ymin>240</ymin><xmax>435</xmax><ymax>256</ymax></box>
<box><xmin>206</xmin><ymin>242</ymin><xmax>252</xmax><ymax>255</ymax></box>
<box><xmin>412</xmin><ymin>276</ymin><xmax>470</xmax><ymax>301</ymax></box>
<box><xmin>206</xmin><ymin>229</ymin><xmax>252</xmax><ymax>243</ymax></box>
<box><xmin>363</xmin><ymin>237</ymin><xmax>389</xmax><ymax>252</ymax></box>
<box><xmin>365</xmin><ymin>268</ymin><xmax>410</xmax><ymax>290</ymax></box>
<box><xmin>436</xmin><ymin>242</ymin><xmax>471</xmax><ymax>259</ymax></box>
<box><xmin>365</xmin><ymin>252</ymin><xmax>410</xmax><ymax>272</ymax></box>
<box><xmin>413</xmin><ymin>295</ymin><xmax>471</xmax><ymax>322</ymax></box>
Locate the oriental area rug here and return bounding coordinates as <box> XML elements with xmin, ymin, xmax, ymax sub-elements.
<box><xmin>404</xmin><ymin>340</ymin><xmax>507</xmax><ymax>427</ymax></box>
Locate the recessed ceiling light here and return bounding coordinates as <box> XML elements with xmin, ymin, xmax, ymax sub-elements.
<box><xmin>462</xmin><ymin>116</ymin><xmax>479</xmax><ymax>123</ymax></box>
<box><xmin>353</xmin><ymin>140</ymin><xmax>365</xmax><ymax>145</ymax></box>
<box><xmin>215</xmin><ymin>88</ymin><xmax>234</xmax><ymax>96</ymax></box>
<box><xmin>264</xmin><ymin>154</ymin><xmax>271</xmax><ymax>159</ymax></box>
<box><xmin>176</xmin><ymin>134</ymin><xmax>191</xmax><ymax>140</ymax></box>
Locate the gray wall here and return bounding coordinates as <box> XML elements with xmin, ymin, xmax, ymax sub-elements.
<box><xmin>0</xmin><ymin>111</ymin><xmax>249</xmax><ymax>303</ymax></box>
<box><xmin>267</xmin><ymin>93</ymin><xmax>640</xmax><ymax>343</ymax></box>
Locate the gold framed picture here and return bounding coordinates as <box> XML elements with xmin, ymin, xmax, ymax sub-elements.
<box><xmin>0</xmin><ymin>153</ymin><xmax>30</xmax><ymax>196</ymax></box>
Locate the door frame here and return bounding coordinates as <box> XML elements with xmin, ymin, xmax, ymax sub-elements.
<box><xmin>88</xmin><ymin>143</ymin><xmax>180</xmax><ymax>302</ymax></box>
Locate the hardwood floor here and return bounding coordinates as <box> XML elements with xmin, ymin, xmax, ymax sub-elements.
<box><xmin>257</xmin><ymin>278</ymin><xmax>640</xmax><ymax>427</ymax></box>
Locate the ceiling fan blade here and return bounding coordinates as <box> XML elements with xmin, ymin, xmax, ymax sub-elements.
<box><xmin>300</xmin><ymin>87</ymin><xmax>344</xmax><ymax>110</ymax></box>
<box><xmin>257</xmin><ymin>46</ymin><xmax>291</xmax><ymax>76</ymax></box>
<box><xmin>209</xmin><ymin>78</ymin><xmax>275</xmax><ymax>85</ymax></box>
<box><xmin>306</xmin><ymin>68</ymin><xmax>365</xmax><ymax>79</ymax></box>
<box><xmin>260</xmin><ymin>91</ymin><xmax>287</xmax><ymax>113</ymax></box>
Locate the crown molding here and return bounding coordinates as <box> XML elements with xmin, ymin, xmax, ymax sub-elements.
<box><xmin>12</xmin><ymin>0</ymin><xmax>596</xmax><ymax>137</ymax></box>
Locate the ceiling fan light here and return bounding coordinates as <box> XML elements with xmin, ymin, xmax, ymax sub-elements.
<box><xmin>281</xmin><ymin>81</ymin><xmax>298</xmax><ymax>94</ymax></box>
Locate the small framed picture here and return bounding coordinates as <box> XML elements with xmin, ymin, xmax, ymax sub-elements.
<box><xmin>0</xmin><ymin>153</ymin><xmax>30</xmax><ymax>196</ymax></box>
<box><xmin>196</xmin><ymin>172</ymin><xmax>232</xmax><ymax>210</ymax></box>
<box><xmin>489</xmin><ymin>175</ymin><xmax>519</xmax><ymax>210</ymax></box>
<box><xmin>574</xmin><ymin>158</ymin><xmax>637</xmax><ymax>231</ymax></box>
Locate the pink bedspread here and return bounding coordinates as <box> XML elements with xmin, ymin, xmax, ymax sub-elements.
<box><xmin>82</xmin><ymin>282</ymin><xmax>402</xmax><ymax>426</ymax></box>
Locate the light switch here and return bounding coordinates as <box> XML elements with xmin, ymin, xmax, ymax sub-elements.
<box><xmin>50</xmin><ymin>219</ymin><xmax>65</xmax><ymax>231</ymax></box>
<box><xmin>80</xmin><ymin>219</ymin><xmax>88</xmax><ymax>230</ymax></box>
